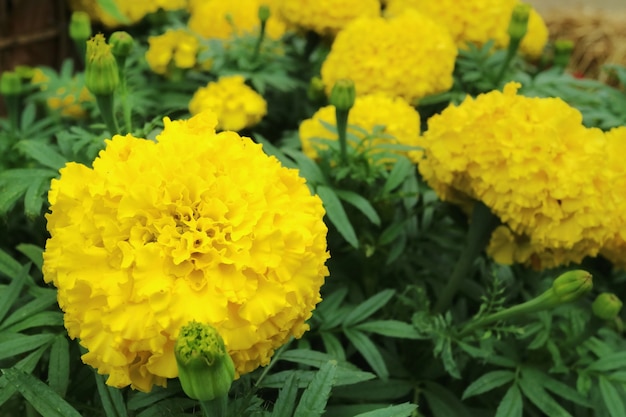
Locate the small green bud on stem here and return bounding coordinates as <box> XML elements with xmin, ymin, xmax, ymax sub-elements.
<box><xmin>329</xmin><ymin>79</ymin><xmax>356</xmax><ymax>163</ymax></box>
<box><xmin>592</xmin><ymin>293</ymin><xmax>623</xmax><ymax>320</ymax></box>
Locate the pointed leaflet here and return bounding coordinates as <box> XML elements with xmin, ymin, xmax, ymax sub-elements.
<box><xmin>293</xmin><ymin>360</ymin><xmax>338</xmax><ymax>417</ymax></box>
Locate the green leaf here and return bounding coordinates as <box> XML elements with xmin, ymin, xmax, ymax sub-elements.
<box><xmin>343</xmin><ymin>289</ymin><xmax>395</xmax><ymax>326</ymax></box>
<box><xmin>272</xmin><ymin>372</ymin><xmax>299</xmax><ymax>417</ymax></box>
<box><xmin>353</xmin><ymin>403</ymin><xmax>417</xmax><ymax>417</ymax></box>
<box><xmin>0</xmin><ymin>269</ymin><xmax>26</xmax><ymax>323</ymax></box>
<box><xmin>0</xmin><ymin>345</ymin><xmax>48</xmax><ymax>407</ymax></box>
<box><xmin>333</xmin><ymin>379</ymin><xmax>413</xmax><ymax>401</ymax></box>
<box><xmin>421</xmin><ymin>382</ymin><xmax>468</xmax><ymax>417</ymax></box>
<box><xmin>541</xmin><ymin>372</ymin><xmax>591</xmax><ymax>408</ymax></box>
<box><xmin>280</xmin><ymin>349</ymin><xmax>348</xmax><ymax>369</ymax></box>
<box><xmin>0</xmin><ymin>290</ymin><xmax>58</xmax><ymax>330</ymax></box>
<box><xmin>354</xmin><ymin>320</ymin><xmax>421</xmax><ymax>339</ymax></box>
<box><xmin>95</xmin><ymin>0</ymin><xmax>130</xmax><ymax>24</ymax></box>
<box><xmin>344</xmin><ymin>328</ymin><xmax>388</xmax><ymax>379</ymax></box>
<box><xmin>316</xmin><ymin>185</ymin><xmax>359</xmax><ymax>248</ymax></box>
<box><xmin>48</xmin><ymin>335</ymin><xmax>70</xmax><ymax>397</ymax></box>
<box><xmin>320</xmin><ymin>332</ymin><xmax>346</xmax><ymax>361</ymax></box>
<box><xmin>255</xmin><ymin>134</ymin><xmax>296</xmax><ymax>169</ymax></box>
<box><xmin>382</xmin><ymin>157</ymin><xmax>414</xmax><ymax>195</ymax></box>
<box><xmin>518</xmin><ymin>372</ymin><xmax>573</xmax><ymax>417</ymax></box>
<box><xmin>293</xmin><ymin>360</ymin><xmax>337</xmax><ymax>417</ymax></box>
<box><xmin>462</xmin><ymin>370</ymin><xmax>515</xmax><ymax>400</ymax></box>
<box><xmin>2</xmin><ymin>311</ymin><xmax>63</xmax><ymax>333</ymax></box>
<box><xmin>0</xmin><ymin>333</ymin><xmax>55</xmax><ymax>361</ymax></box>
<box><xmin>16</xmin><ymin>244</ymin><xmax>44</xmax><ymax>271</ymax></box>
<box><xmin>95</xmin><ymin>372</ymin><xmax>129</xmax><ymax>417</ymax></box>
<box><xmin>0</xmin><ymin>168</ymin><xmax>57</xmax><ymax>214</ymax></box>
<box><xmin>334</xmin><ymin>189</ymin><xmax>381</xmax><ymax>226</ymax></box>
<box><xmin>16</xmin><ymin>140</ymin><xmax>67</xmax><ymax>170</ymax></box>
<box><xmin>283</xmin><ymin>148</ymin><xmax>327</xmax><ymax>186</ymax></box>
<box><xmin>0</xmin><ymin>249</ymin><xmax>23</xmax><ymax>279</ymax></box>
<box><xmin>598</xmin><ymin>375</ymin><xmax>626</xmax><ymax>417</ymax></box>
<box><xmin>586</xmin><ymin>351</ymin><xmax>626</xmax><ymax>372</ymax></box>
<box><xmin>2</xmin><ymin>367</ymin><xmax>83</xmax><ymax>417</ymax></box>
<box><xmin>495</xmin><ymin>384</ymin><xmax>523</xmax><ymax>417</ymax></box>
<box><xmin>259</xmin><ymin>368</ymin><xmax>374</xmax><ymax>389</ymax></box>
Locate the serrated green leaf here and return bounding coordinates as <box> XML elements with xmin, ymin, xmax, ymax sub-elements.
<box><xmin>495</xmin><ymin>384</ymin><xmax>523</xmax><ymax>417</ymax></box>
<box><xmin>354</xmin><ymin>320</ymin><xmax>420</xmax><ymax>339</ymax></box>
<box><xmin>48</xmin><ymin>335</ymin><xmax>70</xmax><ymax>397</ymax></box>
<box><xmin>382</xmin><ymin>157</ymin><xmax>414</xmax><ymax>195</ymax></box>
<box><xmin>272</xmin><ymin>372</ymin><xmax>299</xmax><ymax>417</ymax></box>
<box><xmin>0</xmin><ymin>168</ymin><xmax>57</xmax><ymax>214</ymax></box>
<box><xmin>95</xmin><ymin>372</ymin><xmax>129</xmax><ymax>417</ymax></box>
<box><xmin>293</xmin><ymin>360</ymin><xmax>337</xmax><ymax>417</ymax></box>
<box><xmin>343</xmin><ymin>289</ymin><xmax>395</xmax><ymax>326</ymax></box>
<box><xmin>518</xmin><ymin>372</ymin><xmax>572</xmax><ymax>417</ymax></box>
<box><xmin>0</xmin><ymin>333</ymin><xmax>55</xmax><ymax>361</ymax></box>
<box><xmin>333</xmin><ymin>379</ymin><xmax>413</xmax><ymax>401</ymax></box>
<box><xmin>24</xmin><ymin>174</ymin><xmax>51</xmax><ymax>217</ymax></box>
<box><xmin>0</xmin><ymin>269</ymin><xmax>26</xmax><ymax>323</ymax></box>
<box><xmin>334</xmin><ymin>189</ymin><xmax>381</xmax><ymax>226</ymax></box>
<box><xmin>586</xmin><ymin>351</ymin><xmax>626</xmax><ymax>372</ymax></box>
<box><xmin>421</xmin><ymin>382</ymin><xmax>468</xmax><ymax>417</ymax></box>
<box><xmin>598</xmin><ymin>375</ymin><xmax>626</xmax><ymax>417</ymax></box>
<box><xmin>540</xmin><ymin>371</ymin><xmax>591</xmax><ymax>408</ymax></box>
<box><xmin>353</xmin><ymin>403</ymin><xmax>417</xmax><ymax>417</ymax></box>
<box><xmin>259</xmin><ymin>368</ymin><xmax>375</xmax><ymax>389</ymax></box>
<box><xmin>2</xmin><ymin>367</ymin><xmax>83</xmax><ymax>417</ymax></box>
<box><xmin>17</xmin><ymin>140</ymin><xmax>67</xmax><ymax>170</ymax></box>
<box><xmin>316</xmin><ymin>185</ymin><xmax>358</xmax><ymax>248</ymax></box>
<box><xmin>344</xmin><ymin>328</ymin><xmax>388</xmax><ymax>380</ymax></box>
<box><xmin>462</xmin><ymin>370</ymin><xmax>515</xmax><ymax>400</ymax></box>
<box><xmin>320</xmin><ymin>332</ymin><xmax>346</xmax><ymax>361</ymax></box>
<box><xmin>280</xmin><ymin>349</ymin><xmax>341</xmax><ymax>369</ymax></box>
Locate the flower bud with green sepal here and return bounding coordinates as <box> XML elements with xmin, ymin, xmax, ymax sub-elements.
<box><xmin>507</xmin><ymin>3</ymin><xmax>531</xmax><ymax>46</ymax></box>
<box><xmin>175</xmin><ymin>321</ymin><xmax>235</xmax><ymax>402</ymax></box>
<box><xmin>592</xmin><ymin>293</ymin><xmax>623</xmax><ymax>320</ymax></box>
<box><xmin>329</xmin><ymin>79</ymin><xmax>356</xmax><ymax>112</ymax></box>
<box><xmin>85</xmin><ymin>34</ymin><xmax>119</xmax><ymax>96</ymax></box>
<box><xmin>0</xmin><ymin>71</ymin><xmax>22</xmax><ymax>97</ymax></box>
<box><xmin>69</xmin><ymin>11</ymin><xmax>92</xmax><ymax>44</ymax></box>
<box><xmin>110</xmin><ymin>31</ymin><xmax>134</xmax><ymax>61</ymax></box>
<box><xmin>551</xmin><ymin>270</ymin><xmax>593</xmax><ymax>304</ymax></box>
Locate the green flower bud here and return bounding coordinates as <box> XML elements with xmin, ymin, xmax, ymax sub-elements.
<box><xmin>0</xmin><ymin>71</ymin><xmax>22</xmax><ymax>96</ymax></box>
<box><xmin>258</xmin><ymin>5</ymin><xmax>271</xmax><ymax>24</ymax></box>
<box><xmin>307</xmin><ymin>76</ymin><xmax>326</xmax><ymax>102</ymax></box>
<box><xmin>175</xmin><ymin>321</ymin><xmax>235</xmax><ymax>402</ymax></box>
<box><xmin>329</xmin><ymin>79</ymin><xmax>356</xmax><ymax>112</ymax></box>
<box><xmin>553</xmin><ymin>39</ymin><xmax>574</xmax><ymax>69</ymax></box>
<box><xmin>109</xmin><ymin>31</ymin><xmax>134</xmax><ymax>60</ymax></box>
<box><xmin>507</xmin><ymin>3</ymin><xmax>530</xmax><ymax>45</ymax></box>
<box><xmin>85</xmin><ymin>33</ymin><xmax>119</xmax><ymax>96</ymax></box>
<box><xmin>592</xmin><ymin>293</ymin><xmax>623</xmax><ymax>320</ymax></box>
<box><xmin>69</xmin><ymin>11</ymin><xmax>92</xmax><ymax>43</ymax></box>
<box><xmin>552</xmin><ymin>270</ymin><xmax>593</xmax><ymax>304</ymax></box>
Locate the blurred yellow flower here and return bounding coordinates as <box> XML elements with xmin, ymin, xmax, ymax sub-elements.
<box><xmin>385</xmin><ymin>0</ymin><xmax>548</xmax><ymax>59</ymax></box>
<box><xmin>418</xmin><ymin>82</ymin><xmax>615</xmax><ymax>269</ymax></box>
<box><xmin>43</xmin><ymin>111</ymin><xmax>329</xmax><ymax>392</ymax></box>
<box><xmin>145</xmin><ymin>29</ymin><xmax>201</xmax><ymax>76</ymax></box>
<box><xmin>321</xmin><ymin>10</ymin><xmax>457</xmax><ymax>104</ymax></box>
<box><xmin>189</xmin><ymin>75</ymin><xmax>267</xmax><ymax>131</ymax></box>
<box><xmin>275</xmin><ymin>0</ymin><xmax>380</xmax><ymax>37</ymax></box>
<box><xmin>31</xmin><ymin>68</ymin><xmax>93</xmax><ymax>118</ymax></box>
<box><xmin>68</xmin><ymin>0</ymin><xmax>188</xmax><ymax>28</ymax></box>
<box><xmin>188</xmin><ymin>0</ymin><xmax>287</xmax><ymax>40</ymax></box>
<box><xmin>299</xmin><ymin>93</ymin><xmax>421</xmax><ymax>162</ymax></box>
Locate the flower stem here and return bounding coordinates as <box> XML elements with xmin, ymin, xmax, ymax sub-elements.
<box><xmin>252</xmin><ymin>20</ymin><xmax>267</xmax><ymax>62</ymax></box>
<box><xmin>95</xmin><ymin>93</ymin><xmax>119</xmax><ymax>134</ymax></box>
<box><xmin>200</xmin><ymin>395</ymin><xmax>228</xmax><ymax>417</ymax></box>
<box><xmin>335</xmin><ymin>108</ymin><xmax>349</xmax><ymax>163</ymax></box>
<box><xmin>433</xmin><ymin>202</ymin><xmax>500</xmax><ymax>314</ymax></box>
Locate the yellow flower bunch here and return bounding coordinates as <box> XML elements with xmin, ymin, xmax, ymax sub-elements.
<box><xmin>42</xmin><ymin>111</ymin><xmax>329</xmax><ymax>392</ymax></box>
<box><xmin>275</xmin><ymin>0</ymin><xmax>380</xmax><ymax>37</ymax></box>
<box><xmin>385</xmin><ymin>0</ymin><xmax>548</xmax><ymax>59</ymax></box>
<box><xmin>418</xmin><ymin>82</ymin><xmax>615</xmax><ymax>269</ymax></box>
<box><xmin>31</xmin><ymin>68</ymin><xmax>93</xmax><ymax>118</ymax></box>
<box><xmin>321</xmin><ymin>10</ymin><xmax>457</xmax><ymax>104</ymax></box>
<box><xmin>68</xmin><ymin>0</ymin><xmax>188</xmax><ymax>28</ymax></box>
<box><xmin>189</xmin><ymin>75</ymin><xmax>267</xmax><ymax>131</ymax></box>
<box><xmin>145</xmin><ymin>29</ymin><xmax>201</xmax><ymax>76</ymax></box>
<box><xmin>188</xmin><ymin>0</ymin><xmax>287</xmax><ymax>40</ymax></box>
<box><xmin>299</xmin><ymin>93</ymin><xmax>421</xmax><ymax>161</ymax></box>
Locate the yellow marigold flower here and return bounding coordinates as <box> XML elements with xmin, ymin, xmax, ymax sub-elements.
<box><xmin>385</xmin><ymin>0</ymin><xmax>548</xmax><ymax>59</ymax></box>
<box><xmin>145</xmin><ymin>29</ymin><xmax>200</xmax><ymax>76</ymax></box>
<box><xmin>419</xmin><ymin>82</ymin><xmax>614</xmax><ymax>269</ymax></box>
<box><xmin>320</xmin><ymin>10</ymin><xmax>457</xmax><ymax>104</ymax></box>
<box><xmin>189</xmin><ymin>75</ymin><xmax>267</xmax><ymax>131</ymax></box>
<box><xmin>275</xmin><ymin>0</ymin><xmax>380</xmax><ymax>37</ymax></box>
<box><xmin>68</xmin><ymin>0</ymin><xmax>188</xmax><ymax>28</ymax></box>
<box><xmin>600</xmin><ymin>126</ymin><xmax>626</xmax><ymax>268</ymax></box>
<box><xmin>299</xmin><ymin>93</ymin><xmax>421</xmax><ymax>161</ymax></box>
<box><xmin>188</xmin><ymin>0</ymin><xmax>287</xmax><ymax>41</ymax></box>
<box><xmin>42</xmin><ymin>111</ymin><xmax>329</xmax><ymax>392</ymax></box>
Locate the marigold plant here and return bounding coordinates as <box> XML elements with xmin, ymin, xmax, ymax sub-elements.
<box><xmin>42</xmin><ymin>111</ymin><xmax>329</xmax><ymax>392</ymax></box>
<box><xmin>320</xmin><ymin>9</ymin><xmax>457</xmax><ymax>104</ymax></box>
<box><xmin>68</xmin><ymin>0</ymin><xmax>188</xmax><ymax>28</ymax></box>
<box><xmin>189</xmin><ymin>75</ymin><xmax>267</xmax><ymax>131</ymax></box>
<box><xmin>418</xmin><ymin>82</ymin><xmax>615</xmax><ymax>269</ymax></box>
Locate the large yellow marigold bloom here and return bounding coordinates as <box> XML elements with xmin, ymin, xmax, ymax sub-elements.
<box><xmin>321</xmin><ymin>10</ymin><xmax>457</xmax><ymax>104</ymax></box>
<box><xmin>188</xmin><ymin>0</ymin><xmax>287</xmax><ymax>41</ymax></box>
<box><xmin>189</xmin><ymin>75</ymin><xmax>267</xmax><ymax>131</ymax></box>
<box><xmin>299</xmin><ymin>93</ymin><xmax>421</xmax><ymax>161</ymax></box>
<box><xmin>145</xmin><ymin>29</ymin><xmax>200</xmax><ymax>76</ymax></box>
<box><xmin>385</xmin><ymin>0</ymin><xmax>548</xmax><ymax>59</ymax></box>
<box><xmin>275</xmin><ymin>0</ymin><xmax>380</xmax><ymax>37</ymax></box>
<box><xmin>43</xmin><ymin>111</ymin><xmax>329</xmax><ymax>392</ymax></box>
<box><xmin>68</xmin><ymin>0</ymin><xmax>188</xmax><ymax>28</ymax></box>
<box><xmin>419</xmin><ymin>82</ymin><xmax>614</xmax><ymax>269</ymax></box>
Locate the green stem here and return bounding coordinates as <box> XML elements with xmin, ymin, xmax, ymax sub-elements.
<box><xmin>95</xmin><ymin>93</ymin><xmax>119</xmax><ymax>135</ymax></box>
<box><xmin>495</xmin><ymin>40</ymin><xmax>521</xmax><ymax>85</ymax></box>
<box><xmin>335</xmin><ymin>108</ymin><xmax>349</xmax><ymax>163</ymax></box>
<box><xmin>252</xmin><ymin>20</ymin><xmax>267</xmax><ymax>62</ymax></box>
<box><xmin>200</xmin><ymin>394</ymin><xmax>228</xmax><ymax>417</ymax></box>
<box><xmin>117</xmin><ymin>61</ymin><xmax>132</xmax><ymax>134</ymax></box>
<box><xmin>6</xmin><ymin>95</ymin><xmax>20</xmax><ymax>132</ymax></box>
<box><xmin>433</xmin><ymin>202</ymin><xmax>500</xmax><ymax>314</ymax></box>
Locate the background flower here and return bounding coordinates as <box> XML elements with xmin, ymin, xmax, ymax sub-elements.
<box><xmin>299</xmin><ymin>93</ymin><xmax>421</xmax><ymax>162</ymax></box>
<box><xmin>320</xmin><ymin>10</ymin><xmax>457</xmax><ymax>104</ymax></box>
<box><xmin>418</xmin><ymin>82</ymin><xmax>615</xmax><ymax>269</ymax></box>
<box><xmin>43</xmin><ymin>111</ymin><xmax>329</xmax><ymax>392</ymax></box>
<box><xmin>68</xmin><ymin>0</ymin><xmax>188</xmax><ymax>28</ymax></box>
<box><xmin>189</xmin><ymin>75</ymin><xmax>267</xmax><ymax>131</ymax></box>
<box><xmin>145</xmin><ymin>29</ymin><xmax>201</xmax><ymax>76</ymax></box>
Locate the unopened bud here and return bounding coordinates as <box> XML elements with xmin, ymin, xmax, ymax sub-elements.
<box><xmin>175</xmin><ymin>321</ymin><xmax>235</xmax><ymax>401</ymax></box>
<box><xmin>258</xmin><ymin>5</ymin><xmax>271</xmax><ymax>24</ymax></box>
<box><xmin>85</xmin><ymin>34</ymin><xmax>119</xmax><ymax>96</ymax></box>
<box><xmin>592</xmin><ymin>293</ymin><xmax>623</xmax><ymax>320</ymax></box>
<box><xmin>508</xmin><ymin>3</ymin><xmax>531</xmax><ymax>45</ymax></box>
<box><xmin>329</xmin><ymin>79</ymin><xmax>356</xmax><ymax>112</ymax></box>
<box><xmin>552</xmin><ymin>270</ymin><xmax>593</xmax><ymax>304</ymax></box>
<box><xmin>69</xmin><ymin>11</ymin><xmax>92</xmax><ymax>43</ymax></box>
<box><xmin>110</xmin><ymin>31</ymin><xmax>134</xmax><ymax>60</ymax></box>
<box><xmin>0</xmin><ymin>71</ymin><xmax>22</xmax><ymax>96</ymax></box>
<box><xmin>553</xmin><ymin>39</ymin><xmax>574</xmax><ymax>69</ymax></box>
